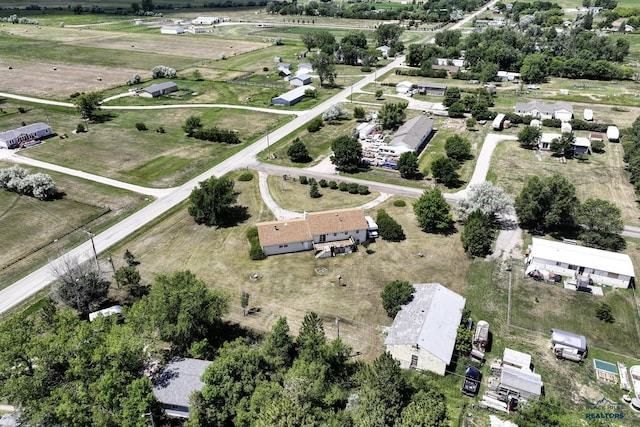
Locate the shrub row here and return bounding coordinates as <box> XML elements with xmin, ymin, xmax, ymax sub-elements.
<box><xmin>192</xmin><ymin>127</ymin><xmax>241</xmax><ymax>144</ymax></box>
<box><xmin>298</xmin><ymin>176</ymin><xmax>369</xmax><ymax>194</ymax></box>
<box><xmin>246</xmin><ymin>227</ymin><xmax>266</xmax><ymax>260</ymax></box>
<box><xmin>394</xmin><ymin>68</ymin><xmax>447</xmax><ymax>79</ymax></box>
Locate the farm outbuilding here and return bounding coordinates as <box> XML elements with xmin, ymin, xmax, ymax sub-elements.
<box><xmin>271</xmin><ymin>85</ymin><xmax>315</xmax><ymax>106</ymax></box>
<box><xmin>388</xmin><ymin>116</ymin><xmax>435</xmax><ymax>154</ymax></box>
<box><xmin>415</xmin><ymin>82</ymin><xmax>447</xmax><ymax>96</ymax></box>
<box><xmin>160</xmin><ymin>25</ymin><xmax>184</xmax><ymax>34</ymax></box>
<box><xmin>385</xmin><ymin>283</ymin><xmax>466</xmax><ymax>376</ymax></box>
<box><xmin>396</xmin><ymin>81</ymin><xmax>414</xmax><ymax>94</ymax></box>
<box><xmin>607</xmin><ymin>126</ymin><xmax>620</xmax><ymax>142</ymax></box>
<box><xmin>0</xmin><ymin>122</ymin><xmax>52</xmax><ymax>149</ymax></box>
<box><xmin>289</xmin><ymin>74</ymin><xmax>312</xmax><ymax>86</ymax></box>
<box><xmin>492</xmin><ymin>114</ymin><xmax>506</xmax><ymax>130</ymax></box>
<box><xmin>525</xmin><ymin>238</ymin><xmax>634</xmax><ymax>288</ymax></box>
<box><xmin>139</xmin><ymin>81</ymin><xmax>178</xmax><ymax>98</ymax></box>
<box><xmin>192</xmin><ymin>16</ymin><xmax>220</xmax><ymax>25</ymax></box>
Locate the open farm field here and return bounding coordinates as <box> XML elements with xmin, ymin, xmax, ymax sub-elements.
<box><xmin>109</xmin><ymin>172</ymin><xmax>471</xmax><ymax>360</ymax></box>
<box><xmin>489</xmin><ymin>139</ymin><xmax>640</xmax><ymax>226</ymax></box>
<box><xmin>18</xmin><ymin>104</ymin><xmax>293</xmax><ymax>187</ymax></box>
<box><xmin>0</xmin><ymin>25</ymin><xmax>266</xmax><ymax>98</ymax></box>
<box><xmin>0</xmin><ymin>160</ymin><xmax>149</xmax><ymax>289</ymax></box>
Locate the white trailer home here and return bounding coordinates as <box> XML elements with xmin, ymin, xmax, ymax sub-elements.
<box><xmin>525</xmin><ymin>238</ymin><xmax>634</xmax><ymax>288</ymax></box>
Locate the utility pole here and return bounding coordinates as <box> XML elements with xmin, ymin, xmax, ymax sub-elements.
<box><xmin>84</xmin><ymin>229</ymin><xmax>100</xmax><ymax>274</ymax></box>
<box><xmin>335</xmin><ymin>316</ymin><xmax>341</xmax><ymax>339</ymax></box>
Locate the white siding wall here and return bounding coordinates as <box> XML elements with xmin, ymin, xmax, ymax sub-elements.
<box><xmin>386</xmin><ymin>344</ymin><xmax>446</xmax><ymax>376</ymax></box>
<box><xmin>530</xmin><ymin>257</ymin><xmax>631</xmax><ymax>288</ymax></box>
<box><xmin>312</xmin><ymin>229</ymin><xmax>366</xmax><ymax>244</ymax></box>
<box><xmin>262</xmin><ymin>241</ymin><xmax>310</xmax><ymax>256</ymax></box>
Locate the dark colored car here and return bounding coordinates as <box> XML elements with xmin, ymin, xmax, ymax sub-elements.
<box><xmin>461</xmin><ymin>366</ymin><xmax>482</xmax><ymax>397</ymax></box>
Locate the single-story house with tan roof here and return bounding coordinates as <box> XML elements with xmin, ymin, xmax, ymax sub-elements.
<box><xmin>256</xmin><ymin>208</ymin><xmax>369</xmax><ymax>256</ymax></box>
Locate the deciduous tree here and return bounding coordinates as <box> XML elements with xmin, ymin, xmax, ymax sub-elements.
<box><xmin>311</xmin><ymin>52</ymin><xmax>337</xmax><ymax>87</ymax></box>
<box><xmin>188</xmin><ymin>176</ymin><xmax>243</xmax><ymax>227</ymax></box>
<box><xmin>515</xmin><ymin>174</ymin><xmax>578</xmax><ymax>232</ymax></box>
<box><xmin>414</xmin><ymin>188</ymin><xmax>453</xmax><ymax>233</ymax></box>
<box><xmin>52</xmin><ymin>257</ymin><xmax>110</xmax><ymax>316</ymax></box>
<box><xmin>578</xmin><ymin>198</ymin><xmax>625</xmax><ymax>251</ymax></box>
<box><xmin>461</xmin><ymin>210</ymin><xmax>494</xmax><ymax>258</ymax></box>
<box><xmin>518</xmin><ymin>125</ymin><xmax>542</xmax><ymax>149</ymax></box>
<box><xmin>135</xmin><ymin>270</ymin><xmax>229</xmax><ymax>351</ymax></box>
<box><xmin>445</xmin><ymin>135</ymin><xmax>471</xmax><ymax>162</ymax></box>
<box><xmin>378</xmin><ymin>102</ymin><xmax>407</xmax><ymax>130</ymax></box>
<box><xmin>397</xmin><ymin>389</ymin><xmax>448</xmax><ymax>427</ymax></box>
<box><xmin>330</xmin><ymin>135</ymin><xmax>364</xmax><ymax>173</ymax></box>
<box><xmin>550</xmin><ymin>132</ymin><xmax>575</xmax><ymax>158</ymax></box>
<box><xmin>75</xmin><ymin>92</ymin><xmax>102</xmax><ymax>119</ymax></box>
<box><xmin>430</xmin><ymin>156</ymin><xmax>460</xmax><ymax>187</ymax></box>
<box><xmin>380</xmin><ymin>280</ymin><xmax>414</xmax><ymax>318</ymax></box>
<box><xmin>397</xmin><ymin>151</ymin><xmax>419</xmax><ymax>179</ymax></box>
<box><xmin>455</xmin><ymin>181</ymin><xmax>514</xmax><ymax>222</ymax></box>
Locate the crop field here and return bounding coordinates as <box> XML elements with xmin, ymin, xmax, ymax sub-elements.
<box><xmin>18</xmin><ymin>105</ymin><xmax>293</xmax><ymax>187</ymax></box>
<box><xmin>489</xmin><ymin>139</ymin><xmax>640</xmax><ymax>226</ymax></box>
<box><xmin>0</xmin><ymin>161</ymin><xmax>149</xmax><ymax>288</ymax></box>
<box><xmin>109</xmin><ymin>171</ymin><xmax>471</xmax><ymax>360</ymax></box>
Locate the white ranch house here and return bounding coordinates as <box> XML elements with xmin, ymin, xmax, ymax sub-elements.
<box><xmin>525</xmin><ymin>238</ymin><xmax>635</xmax><ymax>288</ymax></box>
<box><xmin>0</xmin><ymin>122</ymin><xmax>52</xmax><ymax>149</ymax></box>
<box><xmin>514</xmin><ymin>100</ymin><xmax>573</xmax><ymax>122</ymax></box>
<box><xmin>256</xmin><ymin>208</ymin><xmax>369</xmax><ymax>256</ymax></box>
<box><xmin>385</xmin><ymin>283</ymin><xmax>466</xmax><ymax>375</ymax></box>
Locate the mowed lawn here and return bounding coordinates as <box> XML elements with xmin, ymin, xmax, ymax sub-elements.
<box><xmin>0</xmin><ymin>161</ymin><xmax>148</xmax><ymax>288</ymax></box>
<box><xmin>489</xmin><ymin>139</ymin><xmax>640</xmax><ymax>226</ymax></box>
<box><xmin>109</xmin><ymin>171</ymin><xmax>471</xmax><ymax>360</ymax></box>
<box><xmin>18</xmin><ymin>105</ymin><xmax>293</xmax><ymax>187</ymax></box>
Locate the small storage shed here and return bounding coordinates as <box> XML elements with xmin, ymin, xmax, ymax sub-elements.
<box><xmin>290</xmin><ymin>74</ymin><xmax>312</xmax><ymax>86</ymax></box>
<box><xmin>607</xmin><ymin>126</ymin><xmax>620</xmax><ymax>142</ymax></box>
<box><xmin>492</xmin><ymin>114</ymin><xmax>505</xmax><ymax>130</ymax></box>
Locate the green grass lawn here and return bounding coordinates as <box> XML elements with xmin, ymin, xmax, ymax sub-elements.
<box><xmin>489</xmin><ymin>138</ymin><xmax>640</xmax><ymax>226</ymax></box>
<box><xmin>0</xmin><ymin>161</ymin><xmax>149</xmax><ymax>288</ymax></box>
<box><xmin>18</xmin><ymin>104</ymin><xmax>294</xmax><ymax>187</ymax></box>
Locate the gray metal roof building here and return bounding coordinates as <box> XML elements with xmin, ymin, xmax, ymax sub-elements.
<box><xmin>389</xmin><ymin>116</ymin><xmax>435</xmax><ymax>154</ymax></box>
<box><xmin>153</xmin><ymin>358</ymin><xmax>212</xmax><ymax>418</ymax></box>
<box><xmin>385</xmin><ymin>283</ymin><xmax>466</xmax><ymax>373</ymax></box>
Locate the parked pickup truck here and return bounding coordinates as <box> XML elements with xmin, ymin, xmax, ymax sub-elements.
<box><xmin>461</xmin><ymin>366</ymin><xmax>482</xmax><ymax>397</ymax></box>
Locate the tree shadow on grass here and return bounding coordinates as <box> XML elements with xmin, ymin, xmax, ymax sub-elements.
<box><xmin>91</xmin><ymin>111</ymin><xmax>116</xmax><ymax>123</ymax></box>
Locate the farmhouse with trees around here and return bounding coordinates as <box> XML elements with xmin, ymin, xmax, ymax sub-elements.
<box><xmin>525</xmin><ymin>238</ymin><xmax>635</xmax><ymax>288</ymax></box>
<box><xmin>384</xmin><ymin>283</ymin><xmax>466</xmax><ymax>375</ymax></box>
<box><xmin>0</xmin><ymin>122</ymin><xmax>52</xmax><ymax>149</ymax></box>
<box><xmin>256</xmin><ymin>208</ymin><xmax>371</xmax><ymax>257</ymax></box>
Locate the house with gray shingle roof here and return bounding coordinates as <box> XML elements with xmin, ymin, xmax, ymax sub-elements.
<box><xmin>388</xmin><ymin>116</ymin><xmax>435</xmax><ymax>154</ymax></box>
<box><xmin>0</xmin><ymin>122</ymin><xmax>52</xmax><ymax>149</ymax></box>
<box><xmin>152</xmin><ymin>358</ymin><xmax>212</xmax><ymax>418</ymax></box>
<box><xmin>385</xmin><ymin>283</ymin><xmax>466</xmax><ymax>375</ymax></box>
<box><xmin>514</xmin><ymin>100</ymin><xmax>573</xmax><ymax>122</ymax></box>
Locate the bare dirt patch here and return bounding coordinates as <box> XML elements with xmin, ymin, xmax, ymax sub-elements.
<box><xmin>0</xmin><ymin>58</ymin><xmax>145</xmax><ymax>98</ymax></box>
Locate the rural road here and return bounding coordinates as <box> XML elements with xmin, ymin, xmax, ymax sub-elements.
<box><xmin>0</xmin><ymin>55</ymin><xmax>405</xmax><ymax>314</ymax></box>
